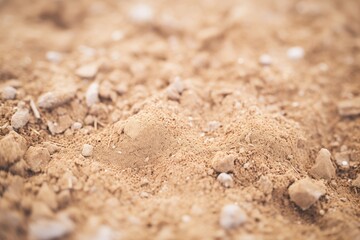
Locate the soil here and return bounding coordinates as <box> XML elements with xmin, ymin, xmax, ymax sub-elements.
<box><xmin>0</xmin><ymin>0</ymin><xmax>360</xmax><ymax>239</ymax></box>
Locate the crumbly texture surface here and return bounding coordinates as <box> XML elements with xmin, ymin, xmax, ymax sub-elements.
<box><xmin>0</xmin><ymin>0</ymin><xmax>359</xmax><ymax>239</ymax></box>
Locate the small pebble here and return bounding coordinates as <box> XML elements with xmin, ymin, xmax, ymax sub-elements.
<box><xmin>287</xmin><ymin>46</ymin><xmax>304</xmax><ymax>60</ymax></box>
<box><xmin>337</xmin><ymin>97</ymin><xmax>360</xmax><ymax>117</ymax></box>
<box><xmin>166</xmin><ymin>77</ymin><xmax>185</xmax><ymax>101</ymax></box>
<box><xmin>0</xmin><ymin>131</ymin><xmax>27</xmax><ymax>168</ymax></box>
<box><xmin>38</xmin><ymin>90</ymin><xmax>75</xmax><ymax>110</ymax></box>
<box><xmin>29</xmin><ymin>214</ymin><xmax>74</xmax><ymax>240</ymax></box>
<box><xmin>24</xmin><ymin>146</ymin><xmax>51</xmax><ymax>173</ymax></box>
<box><xmin>82</xmin><ymin>144</ymin><xmax>93</xmax><ymax>157</ymax></box>
<box><xmin>309</xmin><ymin>148</ymin><xmax>336</xmax><ymax>180</ymax></box>
<box><xmin>211</xmin><ymin>152</ymin><xmax>236</xmax><ymax>173</ymax></box>
<box><xmin>76</xmin><ymin>64</ymin><xmax>98</xmax><ymax>78</ymax></box>
<box><xmin>72</xmin><ymin>122</ymin><xmax>83</xmax><ymax>130</ymax></box>
<box><xmin>352</xmin><ymin>175</ymin><xmax>360</xmax><ymax>188</ymax></box>
<box><xmin>259</xmin><ymin>54</ymin><xmax>272</xmax><ymax>65</ymax></box>
<box><xmin>129</xmin><ymin>3</ymin><xmax>154</xmax><ymax>24</ymax></box>
<box><xmin>2</xmin><ymin>86</ymin><xmax>17</xmax><ymax>100</ymax></box>
<box><xmin>11</xmin><ymin>102</ymin><xmax>30</xmax><ymax>129</ymax></box>
<box><xmin>219</xmin><ymin>204</ymin><xmax>247</xmax><ymax>229</ymax></box>
<box><xmin>86</xmin><ymin>83</ymin><xmax>99</xmax><ymax>107</ymax></box>
<box><xmin>46</xmin><ymin>51</ymin><xmax>63</xmax><ymax>63</ymax></box>
<box><xmin>288</xmin><ymin>178</ymin><xmax>326</xmax><ymax>210</ymax></box>
<box><xmin>217</xmin><ymin>173</ymin><xmax>234</xmax><ymax>188</ymax></box>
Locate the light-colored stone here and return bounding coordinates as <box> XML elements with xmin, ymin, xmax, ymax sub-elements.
<box><xmin>129</xmin><ymin>3</ymin><xmax>154</xmax><ymax>24</ymax></box>
<box><xmin>259</xmin><ymin>54</ymin><xmax>272</xmax><ymax>65</ymax></box>
<box><xmin>211</xmin><ymin>152</ymin><xmax>236</xmax><ymax>173</ymax></box>
<box><xmin>257</xmin><ymin>176</ymin><xmax>273</xmax><ymax>195</ymax></box>
<box><xmin>2</xmin><ymin>86</ymin><xmax>17</xmax><ymax>100</ymax></box>
<box><xmin>287</xmin><ymin>46</ymin><xmax>304</xmax><ymax>60</ymax></box>
<box><xmin>11</xmin><ymin>103</ymin><xmax>29</xmax><ymax>129</ymax></box>
<box><xmin>82</xmin><ymin>144</ymin><xmax>93</xmax><ymax>157</ymax></box>
<box><xmin>309</xmin><ymin>148</ymin><xmax>336</xmax><ymax>180</ymax></box>
<box><xmin>72</xmin><ymin>122</ymin><xmax>82</xmax><ymax>130</ymax></box>
<box><xmin>0</xmin><ymin>131</ymin><xmax>27</xmax><ymax>168</ymax></box>
<box><xmin>288</xmin><ymin>178</ymin><xmax>326</xmax><ymax>210</ymax></box>
<box><xmin>38</xmin><ymin>90</ymin><xmax>75</xmax><ymax>110</ymax></box>
<box><xmin>24</xmin><ymin>146</ymin><xmax>51</xmax><ymax>173</ymax></box>
<box><xmin>29</xmin><ymin>213</ymin><xmax>75</xmax><ymax>240</ymax></box>
<box><xmin>220</xmin><ymin>204</ymin><xmax>247</xmax><ymax>229</ymax></box>
<box><xmin>352</xmin><ymin>175</ymin><xmax>360</xmax><ymax>188</ymax></box>
<box><xmin>334</xmin><ymin>152</ymin><xmax>350</xmax><ymax>170</ymax></box>
<box><xmin>86</xmin><ymin>83</ymin><xmax>99</xmax><ymax>107</ymax></box>
<box><xmin>337</xmin><ymin>97</ymin><xmax>360</xmax><ymax>117</ymax></box>
<box><xmin>46</xmin><ymin>51</ymin><xmax>63</xmax><ymax>63</ymax></box>
<box><xmin>37</xmin><ymin>183</ymin><xmax>58</xmax><ymax>210</ymax></box>
<box><xmin>76</xmin><ymin>63</ymin><xmax>98</xmax><ymax>78</ymax></box>
<box><xmin>217</xmin><ymin>173</ymin><xmax>234</xmax><ymax>188</ymax></box>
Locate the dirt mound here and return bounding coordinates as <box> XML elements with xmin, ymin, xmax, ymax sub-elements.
<box><xmin>95</xmin><ymin>104</ymin><xmax>196</xmax><ymax>169</ymax></box>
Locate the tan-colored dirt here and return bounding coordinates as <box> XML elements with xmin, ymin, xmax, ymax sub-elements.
<box><xmin>0</xmin><ymin>0</ymin><xmax>359</xmax><ymax>239</ymax></box>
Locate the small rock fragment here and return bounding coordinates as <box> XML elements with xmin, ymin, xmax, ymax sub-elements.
<box><xmin>259</xmin><ymin>54</ymin><xmax>272</xmax><ymax>66</ymax></box>
<box><xmin>86</xmin><ymin>83</ymin><xmax>99</xmax><ymax>107</ymax></box>
<box><xmin>37</xmin><ymin>183</ymin><xmax>58</xmax><ymax>210</ymax></box>
<box><xmin>288</xmin><ymin>178</ymin><xmax>326</xmax><ymax>210</ymax></box>
<box><xmin>287</xmin><ymin>46</ymin><xmax>305</xmax><ymax>60</ymax></box>
<box><xmin>29</xmin><ymin>214</ymin><xmax>75</xmax><ymax>240</ymax></box>
<box><xmin>129</xmin><ymin>3</ymin><xmax>154</xmax><ymax>24</ymax></box>
<box><xmin>309</xmin><ymin>148</ymin><xmax>336</xmax><ymax>180</ymax></box>
<box><xmin>211</xmin><ymin>152</ymin><xmax>236</xmax><ymax>173</ymax></box>
<box><xmin>43</xmin><ymin>142</ymin><xmax>60</xmax><ymax>155</ymax></box>
<box><xmin>47</xmin><ymin>115</ymin><xmax>73</xmax><ymax>135</ymax></box>
<box><xmin>115</xmin><ymin>83</ymin><xmax>128</xmax><ymax>95</ymax></box>
<box><xmin>11</xmin><ymin>102</ymin><xmax>30</xmax><ymax>129</ymax></box>
<box><xmin>9</xmin><ymin>159</ymin><xmax>29</xmax><ymax>177</ymax></box>
<box><xmin>217</xmin><ymin>173</ymin><xmax>234</xmax><ymax>188</ymax></box>
<box><xmin>72</xmin><ymin>122</ymin><xmax>82</xmax><ymax>130</ymax></box>
<box><xmin>166</xmin><ymin>77</ymin><xmax>185</xmax><ymax>101</ymax></box>
<box><xmin>38</xmin><ymin>90</ymin><xmax>76</xmax><ymax>110</ymax></box>
<box><xmin>334</xmin><ymin>152</ymin><xmax>350</xmax><ymax>170</ymax></box>
<box><xmin>2</xmin><ymin>86</ymin><xmax>17</xmax><ymax>100</ymax></box>
<box><xmin>352</xmin><ymin>175</ymin><xmax>360</xmax><ymax>188</ymax></box>
<box><xmin>82</xmin><ymin>144</ymin><xmax>93</xmax><ymax>157</ymax></box>
<box><xmin>46</xmin><ymin>51</ymin><xmax>63</xmax><ymax>63</ymax></box>
<box><xmin>0</xmin><ymin>131</ymin><xmax>27</xmax><ymax>167</ymax></box>
<box><xmin>220</xmin><ymin>204</ymin><xmax>247</xmax><ymax>229</ymax></box>
<box><xmin>76</xmin><ymin>63</ymin><xmax>98</xmax><ymax>78</ymax></box>
<box><xmin>24</xmin><ymin>147</ymin><xmax>51</xmax><ymax>173</ymax></box>
<box><xmin>337</xmin><ymin>97</ymin><xmax>360</xmax><ymax>117</ymax></box>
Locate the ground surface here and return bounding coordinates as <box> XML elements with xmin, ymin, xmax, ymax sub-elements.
<box><xmin>0</xmin><ymin>0</ymin><xmax>359</xmax><ymax>239</ymax></box>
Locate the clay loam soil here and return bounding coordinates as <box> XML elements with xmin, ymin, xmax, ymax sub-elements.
<box><xmin>1</xmin><ymin>0</ymin><xmax>360</xmax><ymax>239</ymax></box>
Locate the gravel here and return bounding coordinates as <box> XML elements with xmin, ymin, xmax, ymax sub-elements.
<box><xmin>220</xmin><ymin>204</ymin><xmax>247</xmax><ymax>229</ymax></box>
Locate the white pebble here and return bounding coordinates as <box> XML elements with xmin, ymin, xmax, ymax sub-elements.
<box><xmin>259</xmin><ymin>54</ymin><xmax>272</xmax><ymax>65</ymax></box>
<box><xmin>46</xmin><ymin>51</ymin><xmax>63</xmax><ymax>63</ymax></box>
<box><xmin>82</xmin><ymin>144</ymin><xmax>93</xmax><ymax>157</ymax></box>
<box><xmin>29</xmin><ymin>214</ymin><xmax>74</xmax><ymax>240</ymax></box>
<box><xmin>220</xmin><ymin>204</ymin><xmax>247</xmax><ymax>229</ymax></box>
<box><xmin>2</xmin><ymin>86</ymin><xmax>17</xmax><ymax>100</ymax></box>
<box><xmin>86</xmin><ymin>83</ymin><xmax>99</xmax><ymax>107</ymax></box>
<box><xmin>72</xmin><ymin>122</ymin><xmax>83</xmax><ymax>130</ymax></box>
<box><xmin>76</xmin><ymin>64</ymin><xmax>98</xmax><ymax>78</ymax></box>
<box><xmin>287</xmin><ymin>46</ymin><xmax>305</xmax><ymax>60</ymax></box>
<box><xmin>217</xmin><ymin>173</ymin><xmax>234</xmax><ymax>188</ymax></box>
<box><xmin>129</xmin><ymin>3</ymin><xmax>154</xmax><ymax>24</ymax></box>
<box><xmin>11</xmin><ymin>103</ymin><xmax>29</xmax><ymax>129</ymax></box>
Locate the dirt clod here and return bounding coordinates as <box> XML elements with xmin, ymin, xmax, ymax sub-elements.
<box><xmin>211</xmin><ymin>152</ymin><xmax>236</xmax><ymax>173</ymax></box>
<box><xmin>288</xmin><ymin>178</ymin><xmax>326</xmax><ymax>210</ymax></box>
<box><xmin>309</xmin><ymin>148</ymin><xmax>336</xmax><ymax>180</ymax></box>
<box><xmin>24</xmin><ymin>146</ymin><xmax>51</xmax><ymax>173</ymax></box>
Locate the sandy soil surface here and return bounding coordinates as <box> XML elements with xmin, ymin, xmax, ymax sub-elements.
<box><xmin>0</xmin><ymin>0</ymin><xmax>360</xmax><ymax>239</ymax></box>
